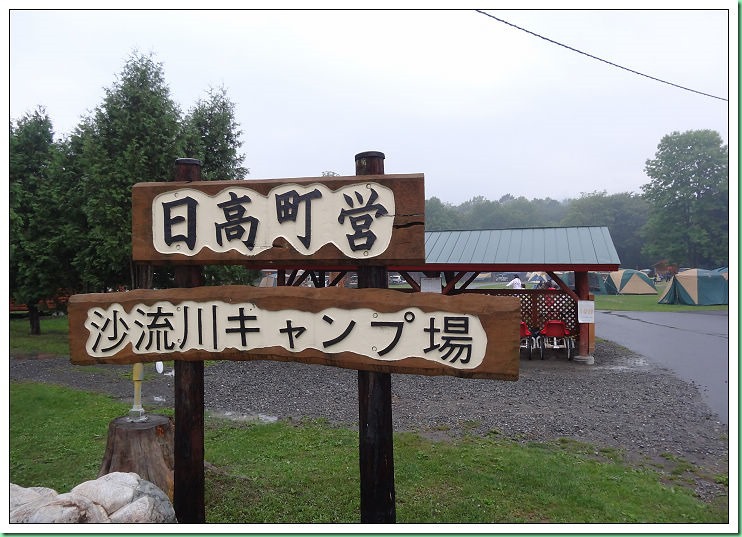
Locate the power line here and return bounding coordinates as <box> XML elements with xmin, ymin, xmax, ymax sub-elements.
<box><xmin>475</xmin><ymin>10</ymin><xmax>728</xmax><ymax>102</ymax></box>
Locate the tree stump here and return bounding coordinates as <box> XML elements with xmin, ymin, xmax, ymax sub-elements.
<box><xmin>98</xmin><ymin>415</ymin><xmax>174</xmax><ymax>501</ymax></box>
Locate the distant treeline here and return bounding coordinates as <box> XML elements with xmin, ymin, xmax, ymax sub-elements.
<box><xmin>425</xmin><ymin>192</ymin><xmax>652</xmax><ymax>270</ymax></box>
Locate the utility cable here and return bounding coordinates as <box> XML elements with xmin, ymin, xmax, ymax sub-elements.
<box><xmin>475</xmin><ymin>10</ymin><xmax>728</xmax><ymax>102</ymax></box>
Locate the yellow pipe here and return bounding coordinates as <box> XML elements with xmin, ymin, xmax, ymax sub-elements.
<box><xmin>132</xmin><ymin>362</ymin><xmax>144</xmax><ymax>413</ymax></box>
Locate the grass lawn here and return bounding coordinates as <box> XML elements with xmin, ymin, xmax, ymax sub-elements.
<box><xmin>10</xmin><ymin>314</ymin><xmax>71</xmax><ymax>356</ymax></box>
<box><xmin>10</xmin><ymin>382</ymin><xmax>727</xmax><ymax>523</ymax></box>
<box><xmin>594</xmin><ymin>292</ymin><xmax>727</xmax><ymax>312</ymax></box>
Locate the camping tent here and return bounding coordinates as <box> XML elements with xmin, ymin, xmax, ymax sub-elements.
<box><xmin>527</xmin><ymin>271</ymin><xmax>549</xmax><ymax>284</ymax></box>
<box><xmin>658</xmin><ymin>269</ymin><xmax>729</xmax><ymax>305</ymax></box>
<box><xmin>604</xmin><ymin>269</ymin><xmax>657</xmax><ymax>295</ymax></box>
<box><xmin>554</xmin><ymin>271</ymin><xmax>608</xmax><ymax>294</ymax></box>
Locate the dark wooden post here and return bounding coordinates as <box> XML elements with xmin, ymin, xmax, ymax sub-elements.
<box><xmin>355</xmin><ymin>151</ymin><xmax>396</xmax><ymax>523</ymax></box>
<box><xmin>171</xmin><ymin>158</ymin><xmax>206</xmax><ymax>523</ymax></box>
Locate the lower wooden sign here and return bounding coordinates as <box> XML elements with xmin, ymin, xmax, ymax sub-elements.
<box><xmin>68</xmin><ymin>286</ymin><xmax>520</xmax><ymax>380</ymax></box>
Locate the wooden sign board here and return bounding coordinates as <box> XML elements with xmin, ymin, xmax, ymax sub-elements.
<box><xmin>131</xmin><ymin>174</ymin><xmax>425</xmax><ymax>267</ymax></box>
<box><xmin>69</xmin><ymin>286</ymin><xmax>520</xmax><ymax>380</ymax></box>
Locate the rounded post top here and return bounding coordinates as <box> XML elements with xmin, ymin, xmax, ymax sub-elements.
<box><xmin>174</xmin><ymin>158</ymin><xmax>203</xmax><ymax>182</ymax></box>
<box><xmin>355</xmin><ymin>151</ymin><xmax>385</xmax><ymax>175</ymax></box>
<box><xmin>175</xmin><ymin>158</ymin><xmax>203</xmax><ymax>166</ymax></box>
<box><xmin>355</xmin><ymin>151</ymin><xmax>385</xmax><ymax>160</ymax></box>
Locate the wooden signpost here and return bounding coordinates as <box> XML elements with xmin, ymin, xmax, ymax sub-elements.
<box><xmin>68</xmin><ymin>285</ymin><xmax>519</xmax><ymax>378</ymax></box>
<box><xmin>131</xmin><ymin>173</ymin><xmax>425</xmax><ymax>267</ymax></box>
<box><xmin>69</xmin><ymin>153</ymin><xmax>520</xmax><ymax>524</ymax></box>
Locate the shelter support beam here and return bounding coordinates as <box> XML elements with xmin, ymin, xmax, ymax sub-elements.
<box><xmin>574</xmin><ymin>271</ymin><xmax>594</xmax><ymax>363</ymax></box>
<box><xmin>547</xmin><ymin>271</ymin><xmax>579</xmax><ymax>302</ymax></box>
<box><xmin>329</xmin><ymin>271</ymin><xmax>348</xmax><ymax>287</ymax></box>
<box><xmin>398</xmin><ymin>271</ymin><xmax>420</xmax><ymax>292</ymax></box>
<box><xmin>442</xmin><ymin>272</ymin><xmax>466</xmax><ymax>294</ymax></box>
<box><xmin>458</xmin><ymin>271</ymin><xmax>481</xmax><ymax>291</ymax></box>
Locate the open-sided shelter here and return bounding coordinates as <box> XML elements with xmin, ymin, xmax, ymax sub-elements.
<box><xmin>604</xmin><ymin>269</ymin><xmax>657</xmax><ymax>295</ymax></box>
<box><xmin>392</xmin><ymin>227</ymin><xmax>621</xmax><ymax>355</ymax></box>
<box><xmin>278</xmin><ymin>226</ymin><xmax>621</xmax><ymax>356</ymax></box>
<box><xmin>658</xmin><ymin>269</ymin><xmax>729</xmax><ymax>305</ymax></box>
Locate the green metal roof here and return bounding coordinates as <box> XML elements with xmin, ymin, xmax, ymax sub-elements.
<box><xmin>393</xmin><ymin>227</ymin><xmax>620</xmax><ymax>271</ymax></box>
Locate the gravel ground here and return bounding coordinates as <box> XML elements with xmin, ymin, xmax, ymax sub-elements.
<box><xmin>10</xmin><ymin>340</ymin><xmax>729</xmax><ymax>504</ymax></box>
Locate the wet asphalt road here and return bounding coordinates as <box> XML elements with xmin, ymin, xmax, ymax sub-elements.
<box><xmin>595</xmin><ymin>310</ymin><xmax>730</xmax><ymax>426</ymax></box>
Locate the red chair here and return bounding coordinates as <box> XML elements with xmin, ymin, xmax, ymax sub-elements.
<box><xmin>519</xmin><ymin>322</ymin><xmax>539</xmax><ymax>360</ymax></box>
<box><xmin>537</xmin><ymin>320</ymin><xmax>575</xmax><ymax>360</ymax></box>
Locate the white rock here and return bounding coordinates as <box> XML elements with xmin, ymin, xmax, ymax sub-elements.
<box><xmin>72</xmin><ymin>472</ymin><xmax>139</xmax><ymax>514</ymax></box>
<box><xmin>127</xmin><ymin>479</ymin><xmax>176</xmax><ymax>522</ymax></box>
<box><xmin>9</xmin><ymin>496</ymin><xmax>58</xmax><ymax>523</ymax></box>
<box><xmin>10</xmin><ymin>473</ymin><xmax>176</xmax><ymax>523</ymax></box>
<box><xmin>109</xmin><ymin>495</ymin><xmax>174</xmax><ymax>523</ymax></box>
<box><xmin>9</xmin><ymin>484</ymin><xmax>57</xmax><ymax>511</ymax></box>
<box><xmin>16</xmin><ymin>493</ymin><xmax>109</xmax><ymax>523</ymax></box>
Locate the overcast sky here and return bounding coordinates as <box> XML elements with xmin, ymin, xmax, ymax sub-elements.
<box><xmin>8</xmin><ymin>4</ymin><xmax>736</xmax><ymax>204</ymax></box>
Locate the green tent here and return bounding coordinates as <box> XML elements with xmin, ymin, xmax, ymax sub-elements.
<box><xmin>552</xmin><ymin>271</ymin><xmax>608</xmax><ymax>294</ymax></box>
<box><xmin>604</xmin><ymin>269</ymin><xmax>657</xmax><ymax>295</ymax></box>
<box><xmin>658</xmin><ymin>269</ymin><xmax>729</xmax><ymax>305</ymax></box>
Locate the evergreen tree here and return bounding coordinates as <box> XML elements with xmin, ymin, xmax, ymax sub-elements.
<box><xmin>74</xmin><ymin>51</ymin><xmax>183</xmax><ymax>290</ymax></box>
<box><xmin>181</xmin><ymin>85</ymin><xmax>256</xmax><ymax>285</ymax></box>
<box><xmin>182</xmin><ymin>85</ymin><xmax>248</xmax><ymax>180</ymax></box>
<box><xmin>10</xmin><ymin>50</ymin><xmax>257</xmax><ymax>329</ymax></box>
<box><xmin>10</xmin><ymin>108</ymin><xmax>60</xmax><ymax>334</ymax></box>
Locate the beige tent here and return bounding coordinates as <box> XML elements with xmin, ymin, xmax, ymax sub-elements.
<box><xmin>658</xmin><ymin>269</ymin><xmax>728</xmax><ymax>305</ymax></box>
<box><xmin>605</xmin><ymin>269</ymin><xmax>657</xmax><ymax>295</ymax></box>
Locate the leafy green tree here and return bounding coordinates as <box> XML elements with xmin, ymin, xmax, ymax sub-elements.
<box><xmin>425</xmin><ymin>196</ymin><xmax>462</xmax><ymax>230</ymax></box>
<box><xmin>561</xmin><ymin>191</ymin><xmax>650</xmax><ymax>269</ymax></box>
<box><xmin>10</xmin><ymin>108</ymin><xmax>62</xmax><ymax>333</ymax></box>
<box><xmin>74</xmin><ymin>52</ymin><xmax>183</xmax><ymax>290</ymax></box>
<box><xmin>497</xmin><ymin>196</ymin><xmax>543</xmax><ymax>228</ymax></box>
<box><xmin>448</xmin><ymin>195</ymin><xmax>568</xmax><ymax>230</ymax></box>
<box><xmin>457</xmin><ymin>196</ymin><xmax>500</xmax><ymax>228</ymax></box>
<box><xmin>641</xmin><ymin>130</ymin><xmax>728</xmax><ymax>267</ymax></box>
<box><xmin>529</xmin><ymin>197</ymin><xmax>568</xmax><ymax>227</ymax></box>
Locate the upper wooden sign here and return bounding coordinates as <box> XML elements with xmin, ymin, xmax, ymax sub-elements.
<box><xmin>132</xmin><ymin>174</ymin><xmax>425</xmax><ymax>267</ymax></box>
<box><xmin>68</xmin><ymin>286</ymin><xmax>520</xmax><ymax>381</ymax></box>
